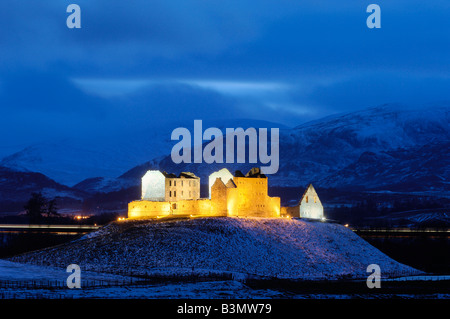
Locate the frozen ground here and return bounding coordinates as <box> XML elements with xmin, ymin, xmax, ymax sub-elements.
<box><xmin>4</xmin><ymin>217</ymin><xmax>444</xmax><ymax>299</ymax></box>
<box><xmin>0</xmin><ymin>259</ymin><xmax>285</xmax><ymax>299</ymax></box>
<box><xmin>0</xmin><ymin>258</ymin><xmax>448</xmax><ymax>299</ymax></box>
<box><xmin>8</xmin><ymin>217</ymin><xmax>421</xmax><ymax>280</ymax></box>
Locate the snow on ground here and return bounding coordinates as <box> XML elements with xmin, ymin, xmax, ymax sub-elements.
<box><xmin>7</xmin><ymin>217</ymin><xmax>421</xmax><ymax>280</ymax></box>
<box><xmin>385</xmin><ymin>275</ymin><xmax>450</xmax><ymax>281</ymax></box>
<box><xmin>0</xmin><ymin>259</ymin><xmax>134</xmax><ymax>282</ymax></box>
<box><xmin>0</xmin><ymin>259</ymin><xmax>285</xmax><ymax>299</ymax></box>
<box><xmin>3</xmin><ymin>218</ymin><xmax>450</xmax><ymax>299</ymax></box>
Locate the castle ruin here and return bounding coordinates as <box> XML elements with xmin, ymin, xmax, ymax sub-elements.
<box><xmin>128</xmin><ymin>167</ymin><xmax>324</xmax><ymax>219</ymax></box>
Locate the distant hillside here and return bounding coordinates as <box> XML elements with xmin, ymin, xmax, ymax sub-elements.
<box><xmin>9</xmin><ymin>217</ymin><xmax>420</xmax><ymax>280</ymax></box>
<box><xmin>0</xmin><ymin>166</ymin><xmax>86</xmax><ymax>212</ymax></box>
<box><xmin>0</xmin><ymin>119</ymin><xmax>286</xmax><ymax>187</ymax></box>
<box><xmin>109</xmin><ymin>104</ymin><xmax>450</xmax><ymax>193</ymax></box>
<box><xmin>1</xmin><ymin>104</ymin><xmax>448</xmax><ymax>213</ymax></box>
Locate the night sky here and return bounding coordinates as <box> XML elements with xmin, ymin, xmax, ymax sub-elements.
<box><xmin>1</xmin><ymin>1</ymin><xmax>449</xmax><ymax>155</ymax></box>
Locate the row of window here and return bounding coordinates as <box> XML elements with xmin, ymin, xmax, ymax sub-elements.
<box><xmin>168</xmin><ymin>180</ymin><xmax>197</xmax><ymax>187</ymax></box>
<box><xmin>169</xmin><ymin>190</ymin><xmax>196</xmax><ymax>198</ymax></box>
<box><xmin>236</xmin><ymin>181</ymin><xmax>265</xmax><ymax>185</ymax></box>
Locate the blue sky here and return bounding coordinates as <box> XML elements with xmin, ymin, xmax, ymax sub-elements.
<box><xmin>0</xmin><ymin>1</ymin><xmax>449</xmax><ymax>153</ymax></box>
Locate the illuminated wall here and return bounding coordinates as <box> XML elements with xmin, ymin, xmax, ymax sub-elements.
<box><xmin>299</xmin><ymin>184</ymin><xmax>324</xmax><ymax>219</ymax></box>
<box><xmin>232</xmin><ymin>176</ymin><xmax>280</xmax><ymax>218</ymax></box>
<box><xmin>129</xmin><ymin>199</ymin><xmax>217</xmax><ymax>219</ymax></box>
<box><xmin>208</xmin><ymin>168</ymin><xmax>234</xmax><ymax>198</ymax></box>
<box><xmin>141</xmin><ymin>170</ymin><xmax>200</xmax><ymax>202</ymax></box>
<box><xmin>128</xmin><ymin>200</ymin><xmax>171</xmax><ymax>219</ymax></box>
<box><xmin>141</xmin><ymin>170</ymin><xmax>166</xmax><ymax>201</ymax></box>
<box><xmin>165</xmin><ymin>176</ymin><xmax>200</xmax><ymax>201</ymax></box>
<box><xmin>130</xmin><ymin>168</ymin><xmax>320</xmax><ymax>220</ymax></box>
<box><xmin>211</xmin><ymin>178</ymin><xmax>229</xmax><ymax>216</ymax></box>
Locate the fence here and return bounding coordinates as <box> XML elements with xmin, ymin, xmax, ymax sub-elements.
<box><xmin>0</xmin><ymin>271</ymin><xmax>236</xmax><ymax>299</ymax></box>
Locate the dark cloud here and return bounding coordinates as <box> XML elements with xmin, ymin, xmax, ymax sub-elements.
<box><xmin>112</xmin><ymin>82</ymin><xmax>249</xmax><ymax>127</ymax></box>
<box><xmin>0</xmin><ymin>0</ymin><xmax>449</xmax><ymax>150</ymax></box>
<box><xmin>0</xmin><ymin>71</ymin><xmax>259</xmax><ymax>151</ymax></box>
<box><xmin>0</xmin><ymin>71</ymin><xmax>107</xmax><ymax>116</ymax></box>
<box><xmin>292</xmin><ymin>73</ymin><xmax>450</xmax><ymax>113</ymax></box>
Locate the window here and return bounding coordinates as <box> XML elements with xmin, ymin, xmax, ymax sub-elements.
<box><xmin>172</xmin><ymin>203</ymin><xmax>177</xmax><ymax>209</ymax></box>
<box><xmin>305</xmin><ymin>196</ymin><xmax>309</xmax><ymax>203</ymax></box>
<box><xmin>174</xmin><ymin>191</ymin><xmax>176</xmax><ymax>197</ymax></box>
<box><xmin>174</xmin><ymin>180</ymin><xmax>176</xmax><ymax>186</ymax></box>
<box><xmin>169</xmin><ymin>191</ymin><xmax>172</xmax><ymax>197</ymax></box>
<box><xmin>169</xmin><ymin>180</ymin><xmax>172</xmax><ymax>186</ymax></box>
<box><xmin>181</xmin><ymin>181</ymin><xmax>183</xmax><ymax>186</ymax></box>
<box><xmin>181</xmin><ymin>191</ymin><xmax>184</xmax><ymax>196</ymax></box>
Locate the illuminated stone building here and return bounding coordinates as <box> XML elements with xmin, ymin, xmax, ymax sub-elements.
<box><xmin>299</xmin><ymin>184</ymin><xmax>324</xmax><ymax>219</ymax></box>
<box><xmin>129</xmin><ymin>167</ymin><xmax>323</xmax><ymax>220</ymax></box>
<box><xmin>141</xmin><ymin>170</ymin><xmax>200</xmax><ymax>202</ymax></box>
<box><xmin>280</xmin><ymin>184</ymin><xmax>324</xmax><ymax>219</ymax></box>
<box><xmin>210</xmin><ymin>167</ymin><xmax>280</xmax><ymax>218</ymax></box>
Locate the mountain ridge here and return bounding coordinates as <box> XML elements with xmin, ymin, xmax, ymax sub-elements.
<box><xmin>0</xmin><ymin>104</ymin><xmax>448</xmax><ymax>209</ymax></box>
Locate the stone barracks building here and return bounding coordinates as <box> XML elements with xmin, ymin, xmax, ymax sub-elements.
<box><xmin>128</xmin><ymin>167</ymin><xmax>324</xmax><ymax>220</ymax></box>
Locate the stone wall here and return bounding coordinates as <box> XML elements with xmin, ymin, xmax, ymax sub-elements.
<box><xmin>299</xmin><ymin>185</ymin><xmax>324</xmax><ymax>219</ymax></box>
<box><xmin>128</xmin><ymin>200</ymin><xmax>171</xmax><ymax>219</ymax></box>
<box><xmin>165</xmin><ymin>177</ymin><xmax>200</xmax><ymax>201</ymax></box>
<box><xmin>130</xmin><ymin>169</ymin><xmax>291</xmax><ymax>220</ymax></box>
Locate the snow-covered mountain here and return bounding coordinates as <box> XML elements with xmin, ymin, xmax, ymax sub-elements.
<box><xmin>0</xmin><ymin>119</ymin><xmax>286</xmax><ymax>187</ymax></box>
<box><xmin>114</xmin><ymin>104</ymin><xmax>450</xmax><ymax>193</ymax></box>
<box><xmin>0</xmin><ymin>131</ymin><xmax>172</xmax><ymax>187</ymax></box>
<box><xmin>277</xmin><ymin>103</ymin><xmax>449</xmax><ymax>189</ymax></box>
<box><xmin>1</xmin><ymin>104</ymin><xmax>448</xmax><ymax>206</ymax></box>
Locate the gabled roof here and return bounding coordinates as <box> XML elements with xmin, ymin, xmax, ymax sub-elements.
<box><xmin>299</xmin><ymin>184</ymin><xmax>321</xmax><ymax>204</ymax></box>
<box><xmin>211</xmin><ymin>177</ymin><xmax>226</xmax><ymax>189</ymax></box>
<box><xmin>225</xmin><ymin>179</ymin><xmax>237</xmax><ymax>188</ymax></box>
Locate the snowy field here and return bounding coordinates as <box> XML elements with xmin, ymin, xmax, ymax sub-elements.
<box><xmin>7</xmin><ymin>217</ymin><xmax>420</xmax><ymax>280</ymax></box>
<box><xmin>2</xmin><ymin>217</ymin><xmax>447</xmax><ymax>299</ymax></box>
<box><xmin>0</xmin><ymin>259</ymin><xmax>448</xmax><ymax>299</ymax></box>
<box><xmin>0</xmin><ymin>258</ymin><xmax>448</xmax><ymax>299</ymax></box>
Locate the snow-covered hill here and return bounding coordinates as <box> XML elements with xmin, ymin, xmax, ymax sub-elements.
<box><xmin>115</xmin><ymin>103</ymin><xmax>450</xmax><ymax>193</ymax></box>
<box><xmin>279</xmin><ymin>103</ymin><xmax>450</xmax><ymax>189</ymax></box>
<box><xmin>0</xmin><ymin>133</ymin><xmax>172</xmax><ymax>188</ymax></box>
<box><xmin>9</xmin><ymin>217</ymin><xmax>420</xmax><ymax>280</ymax></box>
<box><xmin>0</xmin><ymin>119</ymin><xmax>286</xmax><ymax>187</ymax></box>
<box><xmin>1</xmin><ymin>104</ymin><xmax>448</xmax><ymax>202</ymax></box>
